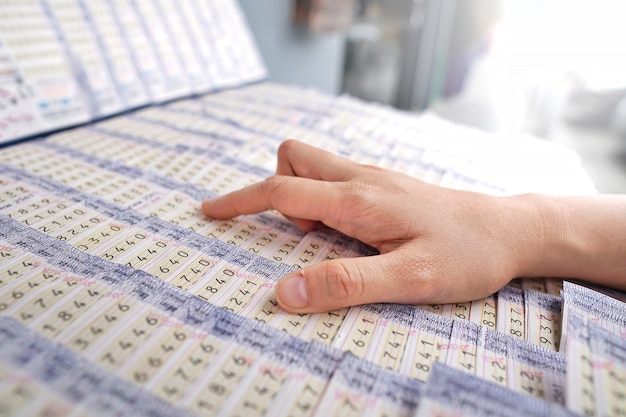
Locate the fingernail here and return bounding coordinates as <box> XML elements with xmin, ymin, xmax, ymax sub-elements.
<box><xmin>276</xmin><ymin>272</ymin><xmax>308</xmax><ymax>309</ymax></box>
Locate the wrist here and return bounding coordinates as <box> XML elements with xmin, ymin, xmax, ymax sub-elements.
<box><xmin>477</xmin><ymin>191</ymin><xmax>626</xmax><ymax>291</ymax></box>
<box><xmin>501</xmin><ymin>193</ymin><xmax>614</xmax><ymax>281</ymax></box>
<box><xmin>497</xmin><ymin>193</ymin><xmax>569</xmax><ymax>279</ymax></box>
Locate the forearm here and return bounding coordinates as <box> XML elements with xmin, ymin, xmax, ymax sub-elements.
<box><xmin>506</xmin><ymin>193</ymin><xmax>626</xmax><ymax>290</ymax></box>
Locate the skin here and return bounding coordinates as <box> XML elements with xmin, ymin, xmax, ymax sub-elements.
<box><xmin>201</xmin><ymin>140</ymin><xmax>626</xmax><ymax>314</ymax></box>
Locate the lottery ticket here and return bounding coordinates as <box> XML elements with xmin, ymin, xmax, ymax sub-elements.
<box><xmin>561</xmin><ymin>281</ymin><xmax>626</xmax><ymax>350</ymax></box>
<box><xmin>0</xmin><ymin>1</ymin><xmax>89</xmax><ymax>143</ymax></box>
<box><xmin>416</xmin><ymin>362</ymin><xmax>576</xmax><ymax>417</ymax></box>
<box><xmin>524</xmin><ymin>289</ymin><xmax>562</xmax><ymax>351</ymax></box>
<box><xmin>399</xmin><ymin>308</ymin><xmax>453</xmax><ymax>382</ymax></box>
<box><xmin>42</xmin><ymin>0</ymin><xmax>125</xmax><ymax>117</ymax></box>
<box><xmin>565</xmin><ymin>309</ymin><xmax>626</xmax><ymax>417</ymax></box>
<box><xmin>475</xmin><ymin>326</ymin><xmax>508</xmax><ymax>387</ymax></box>
<box><xmin>469</xmin><ymin>293</ymin><xmax>497</xmax><ymax>331</ymax></box>
<box><xmin>497</xmin><ymin>285</ymin><xmax>526</xmax><ymax>341</ymax></box>
<box><xmin>506</xmin><ymin>337</ymin><xmax>566</xmax><ymax>404</ymax></box>
<box><xmin>444</xmin><ymin>319</ymin><xmax>481</xmax><ymax>375</ymax></box>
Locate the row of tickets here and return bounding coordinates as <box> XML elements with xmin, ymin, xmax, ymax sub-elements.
<box><xmin>0</xmin><ymin>83</ymin><xmax>623</xmax><ymax>416</ymax></box>
<box><xmin>0</xmin><ymin>316</ymin><xmax>579</xmax><ymax>417</ymax></box>
<box><xmin>0</xmin><ymin>0</ymin><xmax>266</xmax><ymax>145</ymax></box>
<box><xmin>0</xmin><ymin>229</ymin><xmax>580</xmax><ymax>417</ymax></box>
<box><xmin>186</xmin><ymin>83</ymin><xmax>596</xmax><ymax>196</ymax></box>
<box><xmin>1</xmin><ymin>216</ymin><xmax>610</xmax><ymax>417</ymax></box>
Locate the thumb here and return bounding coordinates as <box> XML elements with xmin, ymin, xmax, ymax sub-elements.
<box><xmin>275</xmin><ymin>254</ymin><xmax>419</xmax><ymax>313</ymax></box>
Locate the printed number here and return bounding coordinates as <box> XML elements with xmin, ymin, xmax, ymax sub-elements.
<box><xmin>415</xmin><ymin>363</ymin><xmax>430</xmax><ymax>372</ymax></box>
<box><xmin>539</xmin><ymin>336</ymin><xmax>552</xmax><ymax>345</ymax></box>
<box><xmin>383</xmin><ymin>351</ymin><xmax>397</xmax><ymax>360</ymax></box>
<box><xmin>58</xmin><ymin>311</ymin><xmax>73</xmax><ymax>321</ymax></box>
<box><xmin>353</xmin><ymin>339</ymin><xmax>365</xmax><ymax>348</ymax></box>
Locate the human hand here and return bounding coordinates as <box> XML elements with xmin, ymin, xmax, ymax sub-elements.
<box><xmin>201</xmin><ymin>140</ymin><xmax>549</xmax><ymax>313</ymax></box>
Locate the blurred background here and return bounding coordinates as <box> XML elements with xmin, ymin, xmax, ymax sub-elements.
<box><xmin>238</xmin><ymin>0</ymin><xmax>626</xmax><ymax>193</ymax></box>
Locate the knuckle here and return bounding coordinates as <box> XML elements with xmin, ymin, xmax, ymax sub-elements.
<box><xmin>258</xmin><ymin>176</ymin><xmax>291</xmax><ymax>211</ymax></box>
<box><xmin>336</xmin><ymin>182</ymin><xmax>382</xmax><ymax>227</ymax></box>
<box><xmin>361</xmin><ymin>163</ymin><xmax>388</xmax><ymax>175</ymax></box>
<box><xmin>339</xmin><ymin>181</ymin><xmax>375</xmax><ymax>207</ymax></box>
<box><xmin>261</xmin><ymin>175</ymin><xmax>287</xmax><ymax>194</ymax></box>
<box><xmin>278</xmin><ymin>139</ymin><xmax>299</xmax><ymax>159</ymax></box>
<box><xmin>322</xmin><ymin>261</ymin><xmax>365</xmax><ymax>303</ymax></box>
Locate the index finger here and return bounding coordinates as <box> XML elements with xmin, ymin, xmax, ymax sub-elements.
<box><xmin>201</xmin><ymin>175</ymin><xmax>342</xmax><ymax>224</ymax></box>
